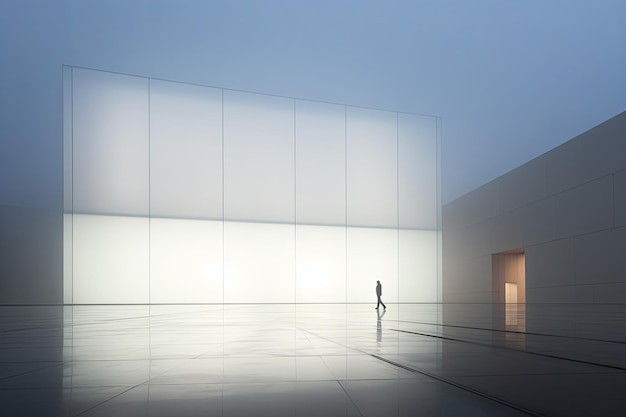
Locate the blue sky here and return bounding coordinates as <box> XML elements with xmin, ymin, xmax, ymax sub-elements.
<box><xmin>1</xmin><ymin>0</ymin><xmax>625</xmax><ymax>205</ymax></box>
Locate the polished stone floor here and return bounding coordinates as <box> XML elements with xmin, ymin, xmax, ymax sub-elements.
<box><xmin>2</xmin><ymin>303</ymin><xmax>626</xmax><ymax>416</ymax></box>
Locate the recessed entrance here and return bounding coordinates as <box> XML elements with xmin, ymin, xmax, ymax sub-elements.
<box><xmin>492</xmin><ymin>249</ymin><xmax>525</xmax><ymax>304</ymax></box>
<box><xmin>493</xmin><ymin>249</ymin><xmax>526</xmax><ymax>346</ymax></box>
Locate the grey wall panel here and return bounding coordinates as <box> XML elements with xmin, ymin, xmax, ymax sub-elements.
<box><xmin>614</xmin><ymin>169</ymin><xmax>626</xmax><ymax>227</ymax></box>
<box><xmin>459</xmin><ymin>222</ymin><xmax>491</xmax><ymax>259</ymax></box>
<box><xmin>575</xmin><ymin>285</ymin><xmax>594</xmax><ymax>303</ymax></box>
<box><xmin>593</xmin><ymin>283</ymin><xmax>626</xmax><ymax>303</ymax></box>
<box><xmin>573</xmin><ymin>229</ymin><xmax>622</xmax><ymax>286</ymax></box>
<box><xmin>525</xmin><ymin>239</ymin><xmax>576</xmax><ymax>289</ymax></box>
<box><xmin>545</xmin><ymin>137</ymin><xmax>583</xmax><ymax>196</ymax></box>
<box><xmin>441</xmin><ymin>228</ymin><xmax>466</xmax><ymax>263</ymax></box>
<box><xmin>554</xmin><ymin>176</ymin><xmax>614</xmax><ymax>239</ymax></box>
<box><xmin>442</xmin><ymin>198</ymin><xmax>471</xmax><ymax>231</ymax></box>
<box><xmin>497</xmin><ymin>155</ymin><xmax>547</xmax><ymax>213</ymax></box>
<box><xmin>578</xmin><ymin>114</ymin><xmax>626</xmax><ymax>183</ymax></box>
<box><xmin>520</xmin><ymin>197</ymin><xmax>556</xmax><ymax>246</ymax></box>
<box><xmin>443</xmin><ymin>256</ymin><xmax>492</xmax><ymax>303</ymax></box>
<box><xmin>613</xmin><ymin>227</ymin><xmax>626</xmax><ymax>281</ymax></box>
<box><xmin>459</xmin><ymin>210</ymin><xmax>523</xmax><ymax>259</ymax></box>
<box><xmin>446</xmin><ymin>180</ymin><xmax>502</xmax><ymax>228</ymax></box>
<box><xmin>487</xmin><ymin>211</ymin><xmax>524</xmax><ymax>254</ymax></box>
<box><xmin>526</xmin><ymin>286</ymin><xmax>578</xmax><ymax>303</ymax></box>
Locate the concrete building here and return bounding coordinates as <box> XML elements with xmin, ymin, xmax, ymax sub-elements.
<box><xmin>443</xmin><ymin>111</ymin><xmax>626</xmax><ymax>304</ymax></box>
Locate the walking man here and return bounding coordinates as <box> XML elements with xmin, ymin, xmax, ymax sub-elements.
<box><xmin>375</xmin><ymin>280</ymin><xmax>386</xmax><ymax>310</ymax></box>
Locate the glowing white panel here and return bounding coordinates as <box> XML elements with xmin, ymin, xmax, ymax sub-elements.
<box><xmin>398</xmin><ymin>113</ymin><xmax>438</xmax><ymax>229</ymax></box>
<box><xmin>64</xmin><ymin>66</ymin><xmax>441</xmax><ymax>305</ymax></box>
<box><xmin>223</xmin><ymin>91</ymin><xmax>294</xmax><ymax>223</ymax></box>
<box><xmin>346</xmin><ymin>227</ymin><xmax>398</xmax><ymax>303</ymax></box>
<box><xmin>224</xmin><ymin>221</ymin><xmax>295</xmax><ymax>303</ymax></box>
<box><xmin>399</xmin><ymin>230</ymin><xmax>438</xmax><ymax>302</ymax></box>
<box><xmin>72</xmin><ymin>68</ymin><xmax>149</xmax><ymax>216</ymax></box>
<box><xmin>150</xmin><ymin>218</ymin><xmax>223</xmax><ymax>304</ymax></box>
<box><xmin>295</xmin><ymin>100</ymin><xmax>345</xmax><ymax>226</ymax></box>
<box><xmin>295</xmin><ymin>225</ymin><xmax>346</xmax><ymax>303</ymax></box>
<box><xmin>73</xmin><ymin>215</ymin><xmax>149</xmax><ymax>304</ymax></box>
<box><xmin>149</xmin><ymin>80</ymin><xmax>223</xmax><ymax>219</ymax></box>
<box><xmin>347</xmin><ymin>107</ymin><xmax>397</xmax><ymax>228</ymax></box>
<box><xmin>63</xmin><ymin>213</ymin><xmax>72</xmax><ymax>304</ymax></box>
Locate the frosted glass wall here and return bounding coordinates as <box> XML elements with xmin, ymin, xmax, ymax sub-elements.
<box><xmin>63</xmin><ymin>67</ymin><xmax>440</xmax><ymax>304</ymax></box>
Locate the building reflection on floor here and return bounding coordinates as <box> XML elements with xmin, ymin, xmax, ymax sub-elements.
<box><xmin>1</xmin><ymin>303</ymin><xmax>626</xmax><ymax>416</ymax></box>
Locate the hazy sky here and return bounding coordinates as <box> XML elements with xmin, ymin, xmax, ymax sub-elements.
<box><xmin>1</xmin><ymin>0</ymin><xmax>625</xmax><ymax>206</ymax></box>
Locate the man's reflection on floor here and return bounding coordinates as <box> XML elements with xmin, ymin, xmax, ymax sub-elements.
<box><xmin>377</xmin><ymin>308</ymin><xmax>386</xmax><ymax>343</ymax></box>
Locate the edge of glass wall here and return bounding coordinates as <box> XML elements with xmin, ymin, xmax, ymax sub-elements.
<box><xmin>63</xmin><ymin>65</ymin><xmax>73</xmax><ymax>305</ymax></box>
<box><xmin>436</xmin><ymin>116</ymin><xmax>443</xmax><ymax>303</ymax></box>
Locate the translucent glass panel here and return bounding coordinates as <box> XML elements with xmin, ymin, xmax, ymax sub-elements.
<box><xmin>224</xmin><ymin>221</ymin><xmax>295</xmax><ymax>303</ymax></box>
<box><xmin>149</xmin><ymin>80</ymin><xmax>223</xmax><ymax>220</ymax></box>
<box><xmin>398</xmin><ymin>113</ymin><xmax>438</xmax><ymax>229</ymax></box>
<box><xmin>295</xmin><ymin>100</ymin><xmax>346</xmax><ymax>226</ymax></box>
<box><xmin>65</xmin><ymin>67</ymin><xmax>440</xmax><ymax>304</ymax></box>
<box><xmin>72</xmin><ymin>68</ymin><xmax>149</xmax><ymax>216</ymax></box>
<box><xmin>223</xmin><ymin>91</ymin><xmax>295</xmax><ymax>223</ymax></box>
<box><xmin>71</xmin><ymin>68</ymin><xmax>149</xmax><ymax>303</ymax></box>
<box><xmin>397</xmin><ymin>113</ymin><xmax>439</xmax><ymax>302</ymax></box>
<box><xmin>295</xmin><ymin>100</ymin><xmax>346</xmax><ymax>303</ymax></box>
<box><xmin>222</xmin><ymin>91</ymin><xmax>295</xmax><ymax>302</ymax></box>
<box><xmin>347</xmin><ymin>108</ymin><xmax>397</xmax><ymax>228</ymax></box>
<box><xmin>150</xmin><ymin>219</ymin><xmax>223</xmax><ymax>304</ymax></box>
<box><xmin>73</xmin><ymin>215</ymin><xmax>149</xmax><ymax>304</ymax></box>
<box><xmin>347</xmin><ymin>227</ymin><xmax>398</xmax><ymax>303</ymax></box>
<box><xmin>296</xmin><ymin>225</ymin><xmax>346</xmax><ymax>303</ymax></box>
<box><xmin>149</xmin><ymin>80</ymin><xmax>223</xmax><ymax>303</ymax></box>
<box><xmin>345</xmin><ymin>108</ymin><xmax>399</xmax><ymax>303</ymax></box>
<box><xmin>399</xmin><ymin>230</ymin><xmax>438</xmax><ymax>302</ymax></box>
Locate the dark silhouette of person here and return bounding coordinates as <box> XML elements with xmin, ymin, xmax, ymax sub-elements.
<box><xmin>375</xmin><ymin>280</ymin><xmax>386</xmax><ymax>310</ymax></box>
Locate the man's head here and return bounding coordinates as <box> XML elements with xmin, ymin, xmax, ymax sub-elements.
<box><xmin>377</xmin><ymin>280</ymin><xmax>380</xmax><ymax>283</ymax></box>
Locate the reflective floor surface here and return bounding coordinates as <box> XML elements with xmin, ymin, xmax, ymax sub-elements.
<box><xmin>2</xmin><ymin>303</ymin><xmax>626</xmax><ymax>416</ymax></box>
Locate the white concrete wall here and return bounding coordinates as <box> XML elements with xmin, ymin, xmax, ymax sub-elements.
<box><xmin>443</xmin><ymin>111</ymin><xmax>626</xmax><ymax>303</ymax></box>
